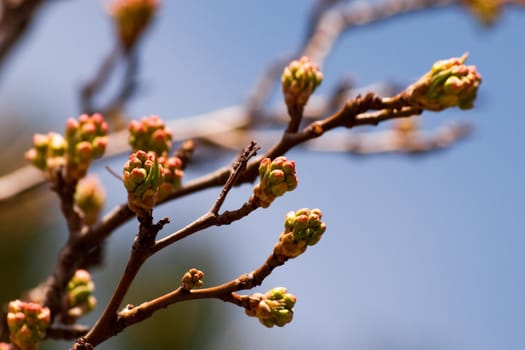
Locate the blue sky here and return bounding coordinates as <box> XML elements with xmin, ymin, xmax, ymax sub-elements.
<box><xmin>0</xmin><ymin>1</ymin><xmax>524</xmax><ymax>350</ymax></box>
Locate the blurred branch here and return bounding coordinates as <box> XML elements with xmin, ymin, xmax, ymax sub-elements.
<box><xmin>0</xmin><ymin>0</ymin><xmax>46</xmax><ymax>72</ymax></box>
<box><xmin>306</xmin><ymin>121</ymin><xmax>472</xmax><ymax>155</ymax></box>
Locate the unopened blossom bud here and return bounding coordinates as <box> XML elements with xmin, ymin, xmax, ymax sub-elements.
<box><xmin>282</xmin><ymin>56</ymin><xmax>323</xmax><ymax>110</ymax></box>
<box><xmin>110</xmin><ymin>0</ymin><xmax>159</xmax><ymax>51</ymax></box>
<box><xmin>181</xmin><ymin>268</ymin><xmax>204</xmax><ymax>290</ymax></box>
<box><xmin>65</xmin><ymin>113</ymin><xmax>109</xmax><ymax>180</ymax></box>
<box><xmin>245</xmin><ymin>287</ymin><xmax>296</xmax><ymax>328</ymax></box>
<box><xmin>157</xmin><ymin>155</ymin><xmax>184</xmax><ymax>201</ymax></box>
<box><xmin>405</xmin><ymin>54</ymin><xmax>482</xmax><ymax>111</ymax></box>
<box><xmin>123</xmin><ymin>150</ymin><xmax>164</xmax><ymax>216</ymax></box>
<box><xmin>463</xmin><ymin>0</ymin><xmax>502</xmax><ymax>26</ymax></box>
<box><xmin>25</xmin><ymin>132</ymin><xmax>67</xmax><ymax>178</ymax></box>
<box><xmin>66</xmin><ymin>269</ymin><xmax>97</xmax><ymax>320</ymax></box>
<box><xmin>274</xmin><ymin>208</ymin><xmax>327</xmax><ymax>259</ymax></box>
<box><xmin>7</xmin><ymin>300</ymin><xmax>50</xmax><ymax>350</ymax></box>
<box><xmin>128</xmin><ymin>115</ymin><xmax>172</xmax><ymax>156</ymax></box>
<box><xmin>75</xmin><ymin>175</ymin><xmax>106</xmax><ymax>225</ymax></box>
<box><xmin>251</xmin><ymin>157</ymin><xmax>298</xmax><ymax>208</ymax></box>
<box><xmin>0</xmin><ymin>343</ymin><xmax>11</xmax><ymax>350</ymax></box>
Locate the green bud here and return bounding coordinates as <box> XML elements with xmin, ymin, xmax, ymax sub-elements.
<box><xmin>75</xmin><ymin>175</ymin><xmax>106</xmax><ymax>225</ymax></box>
<box><xmin>245</xmin><ymin>287</ymin><xmax>297</xmax><ymax>328</ymax></box>
<box><xmin>251</xmin><ymin>157</ymin><xmax>298</xmax><ymax>208</ymax></box>
<box><xmin>275</xmin><ymin>208</ymin><xmax>327</xmax><ymax>259</ymax></box>
<box><xmin>123</xmin><ymin>150</ymin><xmax>164</xmax><ymax>216</ymax></box>
<box><xmin>282</xmin><ymin>56</ymin><xmax>323</xmax><ymax>109</ymax></box>
<box><xmin>25</xmin><ymin>132</ymin><xmax>67</xmax><ymax>178</ymax></box>
<box><xmin>405</xmin><ymin>54</ymin><xmax>482</xmax><ymax>111</ymax></box>
<box><xmin>66</xmin><ymin>269</ymin><xmax>97</xmax><ymax>320</ymax></box>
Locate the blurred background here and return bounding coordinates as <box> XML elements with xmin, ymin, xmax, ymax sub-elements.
<box><xmin>0</xmin><ymin>1</ymin><xmax>524</xmax><ymax>349</ymax></box>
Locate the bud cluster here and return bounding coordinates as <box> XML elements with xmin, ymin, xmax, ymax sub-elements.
<box><xmin>7</xmin><ymin>300</ymin><xmax>51</xmax><ymax>350</ymax></box>
<box><xmin>245</xmin><ymin>287</ymin><xmax>296</xmax><ymax>328</ymax></box>
<box><xmin>274</xmin><ymin>208</ymin><xmax>327</xmax><ymax>259</ymax></box>
<box><xmin>64</xmin><ymin>113</ymin><xmax>109</xmax><ymax>180</ymax></box>
<box><xmin>181</xmin><ymin>268</ymin><xmax>204</xmax><ymax>290</ymax></box>
<box><xmin>128</xmin><ymin>115</ymin><xmax>173</xmax><ymax>156</ymax></box>
<box><xmin>25</xmin><ymin>132</ymin><xmax>67</xmax><ymax>176</ymax></box>
<box><xmin>110</xmin><ymin>0</ymin><xmax>160</xmax><ymax>51</ymax></box>
<box><xmin>251</xmin><ymin>157</ymin><xmax>298</xmax><ymax>208</ymax></box>
<box><xmin>406</xmin><ymin>54</ymin><xmax>482</xmax><ymax>111</ymax></box>
<box><xmin>66</xmin><ymin>269</ymin><xmax>97</xmax><ymax>320</ymax></box>
<box><xmin>123</xmin><ymin>150</ymin><xmax>164</xmax><ymax>216</ymax></box>
<box><xmin>157</xmin><ymin>155</ymin><xmax>184</xmax><ymax>201</ymax></box>
<box><xmin>282</xmin><ymin>56</ymin><xmax>323</xmax><ymax>110</ymax></box>
<box><xmin>26</xmin><ymin>113</ymin><xmax>109</xmax><ymax>183</ymax></box>
<box><xmin>74</xmin><ymin>176</ymin><xmax>106</xmax><ymax>225</ymax></box>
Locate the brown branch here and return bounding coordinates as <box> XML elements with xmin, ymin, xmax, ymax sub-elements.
<box><xmin>0</xmin><ymin>0</ymin><xmax>46</xmax><ymax>72</ymax></box>
<box><xmin>80</xmin><ymin>45</ymin><xmax>121</xmax><ymax>115</ymax></box>
<box><xmin>303</xmin><ymin>0</ymin><xmax>457</xmax><ymax>66</ymax></box>
<box><xmin>46</xmin><ymin>324</ymin><xmax>90</xmax><ymax>341</ymax></box>
<box><xmin>109</xmin><ymin>248</ymin><xmax>294</xmax><ymax>336</ymax></box>
<box><xmin>80</xmin><ymin>215</ymin><xmax>169</xmax><ymax>348</ymax></box>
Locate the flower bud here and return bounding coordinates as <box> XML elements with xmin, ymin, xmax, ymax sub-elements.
<box><xmin>181</xmin><ymin>268</ymin><xmax>204</xmax><ymax>290</ymax></box>
<box><xmin>157</xmin><ymin>155</ymin><xmax>184</xmax><ymax>201</ymax></box>
<box><xmin>25</xmin><ymin>132</ymin><xmax>67</xmax><ymax>178</ymax></box>
<box><xmin>65</xmin><ymin>113</ymin><xmax>109</xmax><ymax>180</ymax></box>
<box><xmin>405</xmin><ymin>54</ymin><xmax>482</xmax><ymax>111</ymax></box>
<box><xmin>251</xmin><ymin>157</ymin><xmax>298</xmax><ymax>208</ymax></box>
<box><xmin>463</xmin><ymin>0</ymin><xmax>502</xmax><ymax>26</ymax></box>
<box><xmin>123</xmin><ymin>150</ymin><xmax>164</xmax><ymax>216</ymax></box>
<box><xmin>282</xmin><ymin>56</ymin><xmax>323</xmax><ymax>110</ymax></box>
<box><xmin>110</xmin><ymin>0</ymin><xmax>160</xmax><ymax>52</ymax></box>
<box><xmin>66</xmin><ymin>269</ymin><xmax>97</xmax><ymax>320</ymax></box>
<box><xmin>274</xmin><ymin>208</ymin><xmax>327</xmax><ymax>259</ymax></box>
<box><xmin>245</xmin><ymin>287</ymin><xmax>296</xmax><ymax>328</ymax></box>
<box><xmin>0</xmin><ymin>343</ymin><xmax>11</xmax><ymax>350</ymax></box>
<box><xmin>75</xmin><ymin>175</ymin><xmax>106</xmax><ymax>225</ymax></box>
<box><xmin>128</xmin><ymin>115</ymin><xmax>172</xmax><ymax>156</ymax></box>
<box><xmin>7</xmin><ymin>300</ymin><xmax>50</xmax><ymax>350</ymax></box>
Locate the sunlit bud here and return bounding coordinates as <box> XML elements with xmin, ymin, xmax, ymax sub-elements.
<box><xmin>405</xmin><ymin>54</ymin><xmax>482</xmax><ymax>111</ymax></box>
<box><xmin>282</xmin><ymin>56</ymin><xmax>323</xmax><ymax>110</ymax></box>
<box><xmin>66</xmin><ymin>270</ymin><xmax>97</xmax><ymax>320</ymax></box>
<box><xmin>110</xmin><ymin>0</ymin><xmax>160</xmax><ymax>52</ymax></box>
<box><xmin>25</xmin><ymin>132</ymin><xmax>67</xmax><ymax>177</ymax></box>
<box><xmin>274</xmin><ymin>208</ymin><xmax>327</xmax><ymax>259</ymax></box>
<box><xmin>181</xmin><ymin>268</ymin><xmax>204</xmax><ymax>290</ymax></box>
<box><xmin>251</xmin><ymin>157</ymin><xmax>298</xmax><ymax>208</ymax></box>
<box><xmin>245</xmin><ymin>287</ymin><xmax>296</xmax><ymax>328</ymax></box>
<box><xmin>7</xmin><ymin>300</ymin><xmax>50</xmax><ymax>350</ymax></box>
<box><xmin>64</xmin><ymin>113</ymin><xmax>109</xmax><ymax>180</ymax></box>
<box><xmin>123</xmin><ymin>150</ymin><xmax>164</xmax><ymax>216</ymax></box>
<box><xmin>157</xmin><ymin>155</ymin><xmax>184</xmax><ymax>201</ymax></box>
<box><xmin>128</xmin><ymin>115</ymin><xmax>172</xmax><ymax>156</ymax></box>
